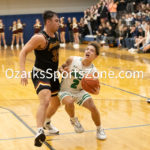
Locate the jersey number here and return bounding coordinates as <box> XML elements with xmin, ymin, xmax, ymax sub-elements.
<box><xmin>52</xmin><ymin>49</ymin><xmax>58</xmax><ymax>62</ymax></box>
<box><xmin>71</xmin><ymin>79</ymin><xmax>79</xmax><ymax>89</ymax></box>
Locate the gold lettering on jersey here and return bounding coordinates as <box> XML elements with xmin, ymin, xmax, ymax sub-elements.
<box><xmin>52</xmin><ymin>49</ymin><xmax>58</xmax><ymax>62</ymax></box>
<box><xmin>49</xmin><ymin>41</ymin><xmax>59</xmax><ymax>50</ymax></box>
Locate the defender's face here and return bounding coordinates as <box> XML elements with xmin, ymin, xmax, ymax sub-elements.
<box><xmin>47</xmin><ymin>15</ymin><xmax>60</xmax><ymax>32</ymax></box>
<box><xmin>84</xmin><ymin>45</ymin><xmax>97</xmax><ymax>62</ymax></box>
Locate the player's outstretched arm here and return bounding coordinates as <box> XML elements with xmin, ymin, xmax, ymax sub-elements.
<box><xmin>19</xmin><ymin>35</ymin><xmax>44</xmax><ymax>86</ymax></box>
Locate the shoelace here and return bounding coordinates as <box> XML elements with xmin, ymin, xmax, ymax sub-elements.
<box><xmin>39</xmin><ymin>129</ymin><xmax>44</xmax><ymax>134</ymax></box>
<box><xmin>98</xmin><ymin>129</ymin><xmax>105</xmax><ymax>135</ymax></box>
<box><xmin>46</xmin><ymin>123</ymin><xmax>54</xmax><ymax>130</ymax></box>
<box><xmin>74</xmin><ymin>119</ymin><xmax>82</xmax><ymax>127</ymax></box>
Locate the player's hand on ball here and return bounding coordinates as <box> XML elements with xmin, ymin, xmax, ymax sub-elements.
<box><xmin>91</xmin><ymin>87</ymin><xmax>100</xmax><ymax>95</ymax></box>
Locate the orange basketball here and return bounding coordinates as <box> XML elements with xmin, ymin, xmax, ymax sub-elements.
<box><xmin>81</xmin><ymin>73</ymin><xmax>100</xmax><ymax>94</ymax></box>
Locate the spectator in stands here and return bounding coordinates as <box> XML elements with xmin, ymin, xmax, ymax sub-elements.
<box><xmin>84</xmin><ymin>9</ymin><xmax>92</xmax><ymax>35</ymax></box>
<box><xmin>67</xmin><ymin>17</ymin><xmax>73</xmax><ymax>43</ymax></box>
<box><xmin>134</xmin><ymin>26</ymin><xmax>145</xmax><ymax>49</ymax></box>
<box><xmin>126</xmin><ymin>0</ymin><xmax>136</xmax><ymax>13</ymax></box>
<box><xmin>117</xmin><ymin>0</ymin><xmax>126</xmax><ymax>19</ymax></box>
<box><xmin>78</xmin><ymin>18</ymin><xmax>85</xmax><ymax>43</ymax></box>
<box><xmin>90</xmin><ymin>5</ymin><xmax>98</xmax><ymax>34</ymax></box>
<box><xmin>96</xmin><ymin>25</ymin><xmax>105</xmax><ymax>44</ymax></box>
<box><xmin>110</xmin><ymin>18</ymin><xmax>118</xmax><ymax>30</ymax></box>
<box><xmin>118</xmin><ymin>25</ymin><xmax>129</xmax><ymax>48</ymax></box>
<box><xmin>137</xmin><ymin>24</ymin><xmax>150</xmax><ymax>53</ymax></box>
<box><xmin>105</xmin><ymin>25</ymin><xmax>116</xmax><ymax>46</ymax></box>
<box><xmin>108</xmin><ymin>0</ymin><xmax>118</xmax><ymax>19</ymax></box>
<box><xmin>98</xmin><ymin>1</ymin><xmax>109</xmax><ymax>25</ymax></box>
<box><xmin>126</xmin><ymin>25</ymin><xmax>138</xmax><ymax>50</ymax></box>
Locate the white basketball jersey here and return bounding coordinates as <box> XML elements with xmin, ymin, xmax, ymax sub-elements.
<box><xmin>60</xmin><ymin>56</ymin><xmax>97</xmax><ymax>93</ymax></box>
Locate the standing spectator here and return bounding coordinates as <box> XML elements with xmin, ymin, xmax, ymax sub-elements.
<box><xmin>117</xmin><ymin>0</ymin><xmax>126</xmax><ymax>19</ymax></box>
<box><xmin>67</xmin><ymin>17</ymin><xmax>74</xmax><ymax>43</ymax></box>
<box><xmin>17</xmin><ymin>19</ymin><xmax>25</xmax><ymax>49</ymax></box>
<box><xmin>34</xmin><ymin>19</ymin><xmax>42</xmax><ymax>34</ymax></box>
<box><xmin>98</xmin><ymin>2</ymin><xmax>109</xmax><ymax>25</ymax></box>
<box><xmin>10</xmin><ymin>21</ymin><xmax>18</xmax><ymax>50</ymax></box>
<box><xmin>78</xmin><ymin>18</ymin><xmax>85</xmax><ymax>43</ymax></box>
<box><xmin>84</xmin><ymin>9</ymin><xmax>92</xmax><ymax>35</ymax></box>
<box><xmin>72</xmin><ymin>17</ymin><xmax>79</xmax><ymax>48</ymax></box>
<box><xmin>0</xmin><ymin>19</ymin><xmax>7</xmax><ymax>49</ymax></box>
<box><xmin>126</xmin><ymin>0</ymin><xmax>136</xmax><ymax>13</ymax></box>
<box><xmin>108</xmin><ymin>0</ymin><xmax>118</xmax><ymax>19</ymax></box>
<box><xmin>59</xmin><ymin>17</ymin><xmax>66</xmax><ymax>47</ymax></box>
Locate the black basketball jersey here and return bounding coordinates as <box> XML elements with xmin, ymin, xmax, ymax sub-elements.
<box><xmin>34</xmin><ymin>31</ymin><xmax>60</xmax><ymax>72</ymax></box>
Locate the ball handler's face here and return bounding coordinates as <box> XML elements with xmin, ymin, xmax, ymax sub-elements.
<box><xmin>47</xmin><ymin>15</ymin><xmax>60</xmax><ymax>32</ymax></box>
<box><xmin>84</xmin><ymin>45</ymin><xmax>97</xmax><ymax>62</ymax></box>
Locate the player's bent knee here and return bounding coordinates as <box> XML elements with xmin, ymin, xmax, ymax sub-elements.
<box><xmin>38</xmin><ymin>90</ymin><xmax>51</xmax><ymax>107</ymax></box>
<box><xmin>63</xmin><ymin>99</ymin><xmax>74</xmax><ymax>107</ymax></box>
<box><xmin>39</xmin><ymin>89</ymin><xmax>51</xmax><ymax>98</ymax></box>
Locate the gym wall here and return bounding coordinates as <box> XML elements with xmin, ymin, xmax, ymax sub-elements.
<box><xmin>0</xmin><ymin>0</ymin><xmax>98</xmax><ymax>45</ymax></box>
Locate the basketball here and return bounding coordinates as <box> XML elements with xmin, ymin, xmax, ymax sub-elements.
<box><xmin>81</xmin><ymin>73</ymin><xmax>100</xmax><ymax>94</ymax></box>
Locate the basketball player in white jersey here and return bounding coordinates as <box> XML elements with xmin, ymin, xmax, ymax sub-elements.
<box><xmin>0</xmin><ymin>19</ymin><xmax>7</xmax><ymax>49</ymax></box>
<box><xmin>56</xmin><ymin>42</ymin><xmax>106</xmax><ymax>140</ymax></box>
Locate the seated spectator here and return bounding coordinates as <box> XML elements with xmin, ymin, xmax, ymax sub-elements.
<box><xmin>125</xmin><ymin>25</ymin><xmax>138</xmax><ymax>50</ymax></box>
<box><xmin>105</xmin><ymin>25</ymin><xmax>116</xmax><ymax>46</ymax></box>
<box><xmin>96</xmin><ymin>25</ymin><xmax>105</xmax><ymax>44</ymax></box>
<box><xmin>134</xmin><ymin>27</ymin><xmax>145</xmax><ymax>48</ymax></box>
<box><xmin>118</xmin><ymin>25</ymin><xmax>130</xmax><ymax>48</ymax></box>
<box><xmin>110</xmin><ymin>18</ymin><xmax>118</xmax><ymax>30</ymax></box>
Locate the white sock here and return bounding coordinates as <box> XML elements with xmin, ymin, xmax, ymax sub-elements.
<box><xmin>37</xmin><ymin>127</ymin><xmax>43</xmax><ymax>132</ymax></box>
<box><xmin>97</xmin><ymin>126</ymin><xmax>101</xmax><ymax>130</ymax></box>
<box><xmin>70</xmin><ymin>117</ymin><xmax>76</xmax><ymax>121</ymax></box>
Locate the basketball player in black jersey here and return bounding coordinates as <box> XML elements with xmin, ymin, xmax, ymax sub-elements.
<box><xmin>19</xmin><ymin>11</ymin><xmax>60</xmax><ymax>147</ymax></box>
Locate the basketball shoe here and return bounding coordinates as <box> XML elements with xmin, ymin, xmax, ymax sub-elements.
<box><xmin>44</xmin><ymin>121</ymin><xmax>59</xmax><ymax>134</ymax></box>
<box><xmin>97</xmin><ymin>128</ymin><xmax>106</xmax><ymax>140</ymax></box>
<box><xmin>70</xmin><ymin>117</ymin><xmax>84</xmax><ymax>133</ymax></box>
<box><xmin>34</xmin><ymin>128</ymin><xmax>46</xmax><ymax>147</ymax></box>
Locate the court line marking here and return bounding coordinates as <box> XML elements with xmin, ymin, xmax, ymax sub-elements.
<box><xmin>101</xmin><ymin>82</ymin><xmax>149</xmax><ymax>99</ymax></box>
<box><xmin>46</xmin><ymin>123</ymin><xmax>150</xmax><ymax>141</ymax></box>
<box><xmin>0</xmin><ymin>136</ymin><xmax>34</xmax><ymax>141</ymax></box>
<box><xmin>0</xmin><ymin>136</ymin><xmax>59</xmax><ymax>142</ymax></box>
<box><xmin>1</xmin><ymin>123</ymin><xmax>150</xmax><ymax>142</ymax></box>
<box><xmin>0</xmin><ymin>106</ymin><xmax>55</xmax><ymax>150</ymax></box>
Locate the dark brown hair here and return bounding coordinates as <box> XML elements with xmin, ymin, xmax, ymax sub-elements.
<box><xmin>88</xmin><ymin>42</ymin><xmax>100</xmax><ymax>56</ymax></box>
<box><xmin>43</xmin><ymin>10</ymin><xmax>58</xmax><ymax>24</ymax></box>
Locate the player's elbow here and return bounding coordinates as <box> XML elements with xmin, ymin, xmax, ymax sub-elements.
<box><xmin>19</xmin><ymin>49</ymin><xmax>27</xmax><ymax>61</ymax></box>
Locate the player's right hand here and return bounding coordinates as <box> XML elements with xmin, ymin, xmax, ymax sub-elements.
<box><xmin>64</xmin><ymin>67</ymin><xmax>70</xmax><ymax>73</ymax></box>
<box><xmin>20</xmin><ymin>71</ymin><xmax>28</xmax><ymax>86</ymax></box>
